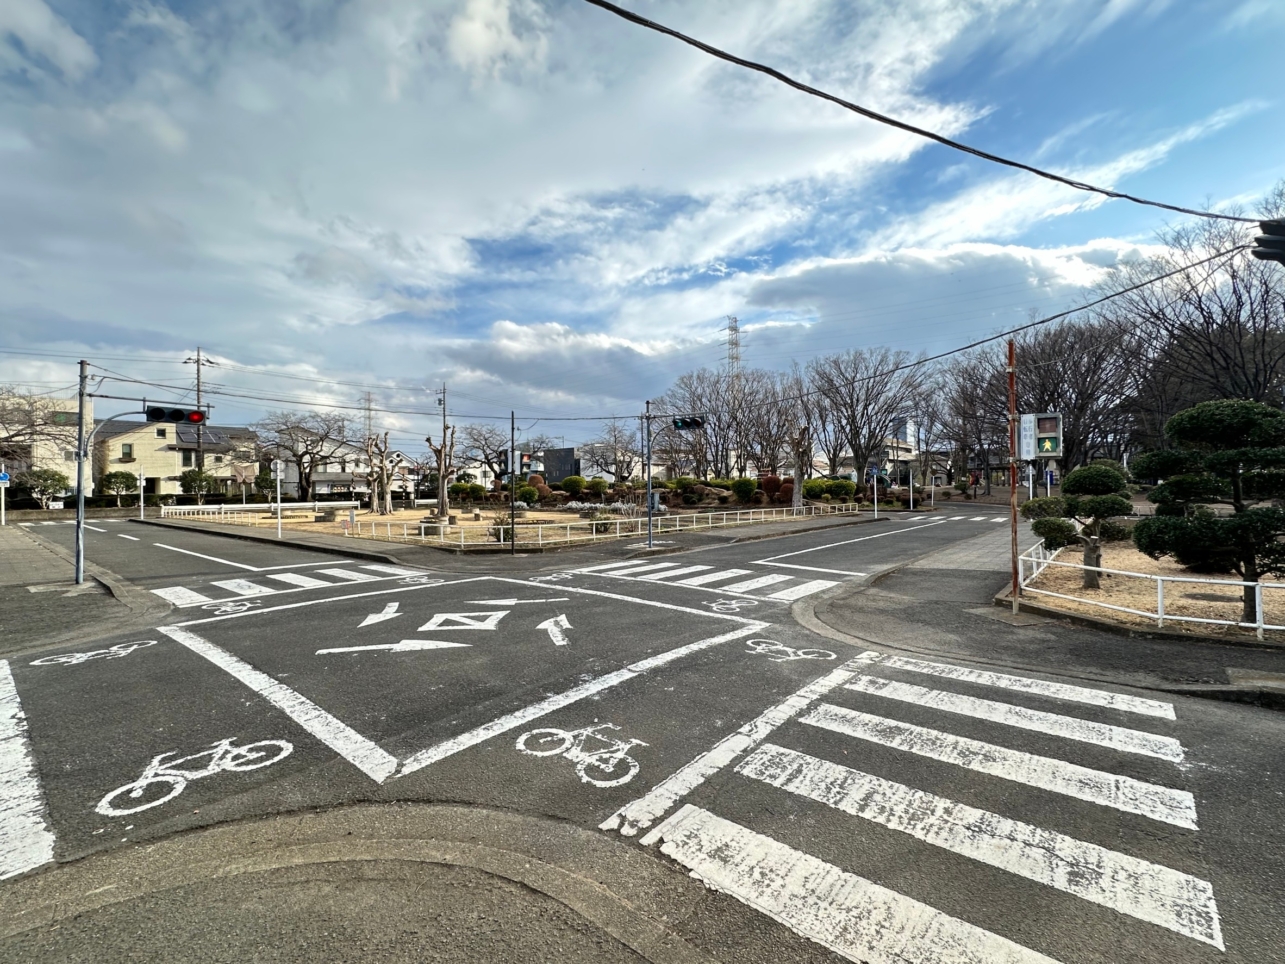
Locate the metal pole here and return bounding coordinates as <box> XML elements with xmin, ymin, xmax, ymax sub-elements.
<box><xmin>872</xmin><ymin>468</ymin><xmax>878</xmax><ymax>520</ymax></box>
<box><xmin>275</xmin><ymin>467</ymin><xmax>282</xmax><ymax>539</ymax></box>
<box><xmin>644</xmin><ymin>401</ymin><xmax>653</xmax><ymax>549</ymax></box>
<box><xmin>1</xmin><ymin>461</ymin><xmax>6</xmax><ymax>526</ymax></box>
<box><xmin>908</xmin><ymin>466</ymin><xmax>914</xmax><ymax>511</ymax></box>
<box><xmin>1008</xmin><ymin>339</ymin><xmax>1019</xmax><ymax>614</ymax></box>
<box><xmin>509</xmin><ymin>411</ymin><xmax>516</xmax><ymax>556</ymax></box>
<box><xmin>74</xmin><ymin>359</ymin><xmax>88</xmax><ymax>585</ymax></box>
<box><xmin>195</xmin><ymin>347</ymin><xmax>204</xmax><ymax>471</ymax></box>
<box><xmin>139</xmin><ymin>471</ymin><xmax>145</xmax><ymax>520</ymax></box>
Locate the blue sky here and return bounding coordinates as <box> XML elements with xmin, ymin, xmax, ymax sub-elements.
<box><xmin>0</xmin><ymin>0</ymin><xmax>1281</xmax><ymax>447</ymax></box>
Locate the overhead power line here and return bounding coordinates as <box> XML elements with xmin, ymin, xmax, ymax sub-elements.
<box><xmin>581</xmin><ymin>0</ymin><xmax>1256</xmax><ymax>224</ymax></box>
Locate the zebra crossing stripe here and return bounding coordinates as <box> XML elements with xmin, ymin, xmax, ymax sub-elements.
<box><xmin>845</xmin><ymin>676</ymin><xmax>1184</xmax><ymax>761</ymax></box>
<box><xmin>601</xmin><ymin>656</ymin><xmax>874</xmax><ymax>836</ymax></box>
<box><xmin>802</xmin><ymin>704</ymin><xmax>1198</xmax><ymax>828</ymax></box>
<box><xmin>717</xmin><ymin>573</ymin><xmax>793</xmax><ymax>594</ymax></box>
<box><xmin>574</xmin><ymin>561</ymin><xmax>645</xmax><ymax>572</ymax></box>
<box><xmin>638</xmin><ymin>565</ymin><xmax>714</xmax><ymax>581</ymax></box>
<box><xmin>210</xmin><ymin>578</ymin><xmax>275</xmax><ymax>596</ymax></box>
<box><xmin>359</xmin><ymin>564</ymin><xmax>423</xmax><ymax>576</ymax></box>
<box><xmin>767</xmin><ymin>579</ymin><xmax>839</xmax><ymax>600</ymax></box>
<box><xmin>673</xmin><ymin>568</ymin><xmax>752</xmax><ymax>586</ymax></box>
<box><xmin>867</xmin><ymin>653</ymin><xmax>1175</xmax><ymax>719</ymax></box>
<box><xmin>641</xmin><ymin>804</ymin><xmax>1063</xmax><ymax>964</ymax></box>
<box><xmin>266</xmin><ymin>572</ymin><xmax>332</xmax><ymax>589</ymax></box>
<box><xmin>0</xmin><ymin>660</ymin><xmax>56</xmax><ymax>881</ymax></box>
<box><xmin>150</xmin><ymin>586</ymin><xmax>215</xmax><ymax>606</ymax></box>
<box><xmin>606</xmin><ymin>562</ymin><xmax>684</xmax><ymax>576</ymax></box>
<box><xmin>738</xmin><ymin>743</ymin><xmax>1223</xmax><ymax>949</ymax></box>
<box><xmin>315</xmin><ymin>568</ymin><xmax>380</xmax><ymax>582</ymax></box>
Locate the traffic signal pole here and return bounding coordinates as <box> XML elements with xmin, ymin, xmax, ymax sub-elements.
<box><xmin>509</xmin><ymin>411</ymin><xmax>516</xmax><ymax>556</ymax></box>
<box><xmin>644</xmin><ymin>401</ymin><xmax>653</xmax><ymax>550</ymax></box>
<box><xmin>1008</xmin><ymin>339</ymin><xmax>1019</xmax><ymax>614</ymax></box>
<box><xmin>74</xmin><ymin>360</ymin><xmax>88</xmax><ymax>585</ymax></box>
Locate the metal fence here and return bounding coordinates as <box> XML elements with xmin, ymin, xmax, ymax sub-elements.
<box><xmin>160</xmin><ymin>502</ymin><xmax>360</xmax><ymax>521</ymax></box>
<box><xmin>1018</xmin><ymin>542</ymin><xmax>1285</xmax><ymax>639</ymax></box>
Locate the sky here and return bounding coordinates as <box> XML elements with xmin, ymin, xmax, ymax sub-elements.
<box><xmin>1</xmin><ymin>0</ymin><xmax>1282</xmax><ymax>450</ymax></box>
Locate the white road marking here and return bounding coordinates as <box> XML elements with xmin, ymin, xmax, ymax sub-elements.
<box><xmin>739</xmin><ymin>743</ymin><xmax>1222</xmax><ymax>949</ymax></box>
<box><xmin>153</xmin><ymin>543</ymin><xmax>261</xmax><ymax>570</ymax></box>
<box><xmin>358</xmin><ymin>601</ymin><xmax>401</xmax><ymax>627</ymax></box>
<box><xmin>83</xmin><ymin>524</ymin><xmax>106</xmax><ymax>532</ymax></box>
<box><xmin>470</xmin><ymin>598</ymin><xmax>571</xmax><ymax>605</ymax></box>
<box><xmin>0</xmin><ymin>660</ymin><xmax>56</xmax><ymax>881</ymax></box>
<box><xmin>672</xmin><ymin>568</ymin><xmax>752</xmax><ymax>586</ymax></box>
<box><xmin>573</xmin><ymin>561</ymin><xmax>645</xmax><ymax>573</ymax></box>
<box><xmin>359</xmin><ymin>564</ymin><xmax>423</xmax><ymax>576</ymax></box>
<box><xmin>604</xmin><ymin>562</ymin><xmax>684</xmax><ymax>576</ymax></box>
<box><xmin>638</xmin><ymin>565</ymin><xmax>713</xmax><ymax>581</ymax></box>
<box><xmin>846</xmin><ymin>676</ymin><xmax>1185</xmax><ymax>761</ymax></box>
<box><xmin>18</xmin><ymin>522</ymin><xmax>33</xmax><ymax>527</ymax></box>
<box><xmin>317</xmin><ymin>640</ymin><xmax>471</xmax><ymax>654</ymax></box>
<box><xmin>397</xmin><ymin>623</ymin><xmax>765</xmax><ymax>778</ymax></box>
<box><xmin>766</xmin><ymin>579</ymin><xmax>839</xmax><ymax>600</ymax></box>
<box><xmin>992</xmin><ymin>517</ymin><xmax>1007</xmax><ymax>522</ymax></box>
<box><xmin>117</xmin><ymin>533</ymin><xmax>140</xmax><ymax>541</ymax></box>
<box><xmin>602</xmin><ymin>655</ymin><xmax>875</xmax><ymax>836</ymax></box>
<box><xmin>209</xmin><ymin>579</ymin><xmax>276</xmax><ymax>596</ymax></box>
<box><xmin>158</xmin><ymin>627</ymin><xmax>397</xmax><ymax>783</ymax></box>
<box><xmin>151</xmin><ymin>586</ymin><xmax>216</xmax><ymax>606</ymax></box>
<box><xmin>266</xmin><ymin>572</ymin><xmax>332</xmax><ymax>589</ymax></box>
<box><xmin>716</xmin><ymin>573</ymin><xmax>793</xmax><ymax>594</ymax></box>
<box><xmin>641</xmin><ymin>804</ymin><xmax>1062</xmax><ymax>964</ymax></box>
<box><xmin>756</xmin><ymin>520</ymin><xmax>951</xmax><ymax>567</ymax></box>
<box><xmin>315</xmin><ymin>567</ymin><xmax>380</xmax><ymax>583</ymax></box>
<box><xmin>418</xmin><ymin>611</ymin><xmax>507</xmax><ymax>631</ymax></box>
<box><xmin>754</xmin><ymin>561</ymin><xmax>867</xmax><ymax>576</ymax></box>
<box><xmin>866</xmin><ymin>653</ymin><xmax>1176</xmax><ymax>719</ymax></box>
<box><xmin>970</xmin><ymin>516</ymin><xmax>987</xmax><ymax>521</ymax></box>
<box><xmin>537</xmin><ymin>613</ymin><xmax>572</xmax><ymax>646</ymax></box>
<box><xmin>801</xmin><ymin>703</ymin><xmax>1198</xmax><ymax>828</ymax></box>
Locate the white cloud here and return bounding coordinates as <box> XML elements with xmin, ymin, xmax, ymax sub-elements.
<box><xmin>0</xmin><ymin>0</ymin><xmax>97</xmax><ymax>80</ymax></box>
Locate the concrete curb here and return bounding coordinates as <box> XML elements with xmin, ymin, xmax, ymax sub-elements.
<box><xmin>133</xmin><ymin>517</ymin><xmax>413</xmax><ymax>566</ymax></box>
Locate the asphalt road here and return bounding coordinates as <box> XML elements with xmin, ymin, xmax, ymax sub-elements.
<box><xmin>3</xmin><ymin>512</ymin><xmax>1283</xmax><ymax>964</ymax></box>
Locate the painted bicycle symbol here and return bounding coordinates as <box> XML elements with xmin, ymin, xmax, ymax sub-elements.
<box><xmin>744</xmin><ymin>639</ymin><xmax>837</xmax><ymax>662</ymax></box>
<box><xmin>399</xmin><ymin>576</ymin><xmax>445</xmax><ymax>586</ymax></box>
<box><xmin>31</xmin><ymin>640</ymin><xmax>157</xmax><ymax>666</ymax></box>
<box><xmin>96</xmin><ymin>737</ymin><xmax>294</xmax><ymax>816</ymax></box>
<box><xmin>531</xmin><ymin>572</ymin><xmax>576</xmax><ymax>583</ymax></box>
<box><xmin>200</xmin><ymin>599</ymin><xmax>263</xmax><ymax>615</ymax></box>
<box><xmin>703</xmin><ymin>598</ymin><xmax>759</xmax><ymax>613</ymax></box>
<box><xmin>515</xmin><ymin>723</ymin><xmax>647</xmax><ymax>787</ymax></box>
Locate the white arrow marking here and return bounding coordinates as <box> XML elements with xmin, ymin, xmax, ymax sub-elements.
<box><xmin>316</xmin><ymin>640</ymin><xmax>472</xmax><ymax>655</ymax></box>
<box><xmin>358</xmin><ymin>602</ymin><xmax>402</xmax><ymax>627</ymax></box>
<box><xmin>537</xmin><ymin>614</ymin><xmax>572</xmax><ymax>646</ymax></box>
<box><xmin>469</xmin><ymin>598</ymin><xmax>571</xmax><ymax>605</ymax></box>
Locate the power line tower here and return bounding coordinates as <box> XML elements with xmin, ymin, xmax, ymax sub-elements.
<box><xmin>362</xmin><ymin>391</ymin><xmax>374</xmax><ymax>439</ymax></box>
<box><xmin>723</xmin><ymin>315</ymin><xmax>741</xmax><ymax>380</ymax></box>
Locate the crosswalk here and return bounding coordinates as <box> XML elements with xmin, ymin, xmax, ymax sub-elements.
<box><xmin>604</xmin><ymin>651</ymin><xmax>1221</xmax><ymax>962</ymax></box>
<box><xmin>572</xmin><ymin>559</ymin><xmax>838</xmax><ymax>601</ymax></box>
<box><xmin>149</xmin><ymin>563</ymin><xmax>425</xmax><ymax>607</ymax></box>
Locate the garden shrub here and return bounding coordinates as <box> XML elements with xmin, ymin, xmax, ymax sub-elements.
<box><xmin>561</xmin><ymin>475</ymin><xmax>586</xmax><ymax>497</ymax></box>
<box><xmin>1032</xmin><ymin>517</ymin><xmax>1077</xmax><ymax>549</ymax></box>
<box><xmin>827</xmin><ymin>479</ymin><xmax>856</xmax><ymax>502</ymax></box>
<box><xmin>535</xmin><ymin>484</ymin><xmax>553</xmax><ymax>502</ymax></box>
<box><xmin>518</xmin><ymin>485</ymin><xmax>539</xmax><ymax>504</ymax></box>
<box><xmin>761</xmin><ymin>475</ymin><xmax>782</xmax><ymax>500</ymax></box>
<box><xmin>778</xmin><ymin>482</ymin><xmax>794</xmax><ymax>504</ymax></box>
<box><xmin>527</xmin><ymin>474</ymin><xmax>545</xmax><ymax>486</ymax></box>
<box><xmin>802</xmin><ymin>478</ymin><xmax>828</xmax><ymax>500</ymax></box>
<box><xmin>730</xmin><ymin>477</ymin><xmax>758</xmax><ymax>503</ymax></box>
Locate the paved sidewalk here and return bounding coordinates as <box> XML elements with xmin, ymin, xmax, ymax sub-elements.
<box><xmin>0</xmin><ymin>525</ymin><xmax>74</xmax><ymax>586</ymax></box>
<box><xmin>907</xmin><ymin>518</ymin><xmax>1038</xmax><ymax>571</ymax></box>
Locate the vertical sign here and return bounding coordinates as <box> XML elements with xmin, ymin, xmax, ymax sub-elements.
<box><xmin>1019</xmin><ymin>414</ymin><xmax>1036</xmax><ymax>460</ymax></box>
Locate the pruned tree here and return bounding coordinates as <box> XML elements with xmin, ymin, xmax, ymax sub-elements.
<box><xmin>178</xmin><ymin>469</ymin><xmax>219</xmax><ymax>505</ymax></box>
<box><xmin>99</xmin><ymin>470</ymin><xmax>138</xmax><ymax>507</ymax></box>
<box><xmin>252</xmin><ymin>411</ymin><xmax>351</xmax><ymax>501</ymax></box>
<box><xmin>15</xmin><ymin>468</ymin><xmax>69</xmax><ymax>509</ymax></box>
<box><xmin>426</xmin><ymin>423</ymin><xmax>457</xmax><ymax>518</ymax></box>
<box><xmin>363</xmin><ymin>431</ymin><xmax>394</xmax><ymax>515</ymax></box>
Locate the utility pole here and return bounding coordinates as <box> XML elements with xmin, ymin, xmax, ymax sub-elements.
<box><xmin>644</xmin><ymin>401</ymin><xmax>653</xmax><ymax>549</ymax></box>
<box><xmin>74</xmin><ymin>359</ymin><xmax>88</xmax><ymax>585</ymax></box>
<box><xmin>509</xmin><ymin>411</ymin><xmax>516</xmax><ymax>556</ymax></box>
<box><xmin>184</xmin><ymin>348</ymin><xmax>209</xmax><ymax>470</ymax></box>
<box><xmin>1008</xmin><ymin>339</ymin><xmax>1019</xmax><ymax>614</ymax></box>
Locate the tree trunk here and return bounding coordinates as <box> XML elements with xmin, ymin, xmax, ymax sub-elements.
<box><xmin>1079</xmin><ymin>533</ymin><xmax>1102</xmax><ymax>590</ymax></box>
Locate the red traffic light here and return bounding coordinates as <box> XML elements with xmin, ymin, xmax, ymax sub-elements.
<box><xmin>146</xmin><ymin>406</ymin><xmax>207</xmax><ymax>424</ymax></box>
<box><xmin>186</xmin><ymin>410</ymin><xmax>205</xmax><ymax>423</ymax></box>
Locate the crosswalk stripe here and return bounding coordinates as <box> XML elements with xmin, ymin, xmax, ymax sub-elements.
<box><xmin>866</xmin><ymin>654</ymin><xmax>1175</xmax><ymax>719</ymax></box>
<box><xmin>738</xmin><ymin>743</ymin><xmax>1222</xmax><ymax>948</ymax></box>
<box><xmin>970</xmin><ymin>516</ymin><xmax>987</xmax><ymax>521</ymax></box>
<box><xmin>573</xmin><ymin>561</ymin><xmax>644</xmax><ymax>572</ymax></box>
<box><xmin>359</xmin><ymin>564</ymin><xmax>422</xmax><ymax>576</ymax></box>
<box><xmin>266</xmin><ymin>572</ymin><xmax>332</xmax><ymax>589</ymax></box>
<box><xmin>0</xmin><ymin>660</ymin><xmax>56</xmax><ymax>881</ymax></box>
<box><xmin>642</xmin><ymin>804</ymin><xmax>1062</xmax><ymax>964</ymax></box>
<box><xmin>992</xmin><ymin>517</ymin><xmax>1007</xmax><ymax>522</ymax></box>
<box><xmin>638</xmin><ymin>565</ymin><xmax>714</xmax><ymax>581</ymax></box>
<box><xmin>672</xmin><ymin>568</ymin><xmax>752</xmax><ymax>586</ymax></box>
<box><xmin>845</xmin><ymin>676</ymin><xmax>1184</xmax><ymax>761</ymax></box>
<box><xmin>315</xmin><ymin>568</ymin><xmax>380</xmax><ymax>582</ymax></box>
<box><xmin>150</xmin><ymin>586</ymin><xmax>215</xmax><ymax>606</ymax></box>
<box><xmin>210</xmin><ymin>579</ymin><xmax>276</xmax><ymax>596</ymax></box>
<box><xmin>717</xmin><ymin>573</ymin><xmax>793</xmax><ymax>594</ymax></box>
<box><xmin>802</xmin><ymin>703</ymin><xmax>1198</xmax><ymax>828</ymax></box>
<box><xmin>606</xmin><ymin>562</ymin><xmax>684</xmax><ymax>576</ymax></box>
<box><xmin>767</xmin><ymin>578</ymin><xmax>838</xmax><ymax>600</ymax></box>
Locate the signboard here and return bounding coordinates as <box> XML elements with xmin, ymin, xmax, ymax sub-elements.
<box><xmin>1019</xmin><ymin>414</ymin><xmax>1036</xmax><ymax>460</ymax></box>
<box><xmin>0</xmin><ymin>481</ymin><xmax>8</xmax><ymax>489</ymax></box>
<box><xmin>270</xmin><ymin>459</ymin><xmax>284</xmax><ymax>480</ymax></box>
<box><xmin>1018</xmin><ymin>412</ymin><xmax>1063</xmax><ymax>459</ymax></box>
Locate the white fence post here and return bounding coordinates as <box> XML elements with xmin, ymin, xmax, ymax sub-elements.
<box><xmin>1257</xmin><ymin>583</ymin><xmax>1265</xmax><ymax>640</ymax></box>
<box><xmin>1157</xmin><ymin>579</ymin><xmax>1164</xmax><ymax>628</ymax></box>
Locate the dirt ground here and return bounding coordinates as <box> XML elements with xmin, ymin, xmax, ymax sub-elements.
<box><xmin>1027</xmin><ymin>541</ymin><xmax>1285</xmax><ymax>641</ymax></box>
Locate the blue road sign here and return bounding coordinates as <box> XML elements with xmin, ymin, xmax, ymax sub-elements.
<box><xmin>0</xmin><ymin>472</ymin><xmax>9</xmax><ymax>482</ymax></box>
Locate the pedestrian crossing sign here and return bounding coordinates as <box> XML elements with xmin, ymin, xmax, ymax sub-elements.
<box><xmin>1038</xmin><ymin>437</ymin><xmax>1059</xmax><ymax>454</ymax></box>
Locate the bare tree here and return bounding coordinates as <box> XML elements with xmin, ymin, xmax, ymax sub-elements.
<box><xmin>426</xmin><ymin>424</ymin><xmax>457</xmax><ymax>518</ymax></box>
<box><xmin>364</xmin><ymin>431</ymin><xmax>394</xmax><ymax>515</ymax></box>
<box><xmin>811</xmin><ymin>348</ymin><xmax>928</xmax><ymax>478</ymax></box>
<box><xmin>580</xmin><ymin>418</ymin><xmax>642</xmax><ymax>483</ymax></box>
<box><xmin>0</xmin><ymin>387</ymin><xmax>79</xmax><ymax>468</ymax></box>
<box><xmin>252</xmin><ymin>411</ymin><xmax>350</xmax><ymax>501</ymax></box>
<box><xmin>458</xmin><ymin>423</ymin><xmax>510</xmax><ymax>480</ymax></box>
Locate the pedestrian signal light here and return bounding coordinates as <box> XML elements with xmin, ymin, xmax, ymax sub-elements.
<box><xmin>1034</xmin><ymin>413</ymin><xmax>1062</xmax><ymax>459</ymax></box>
<box><xmin>672</xmin><ymin>416</ymin><xmax>705</xmax><ymax>430</ymax></box>
<box><xmin>146</xmin><ymin>407</ymin><xmax>206</xmax><ymax>424</ymax></box>
<box><xmin>1251</xmin><ymin>220</ymin><xmax>1285</xmax><ymax>264</ymax></box>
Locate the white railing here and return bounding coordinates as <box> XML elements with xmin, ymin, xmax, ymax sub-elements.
<box><xmin>160</xmin><ymin>501</ymin><xmax>360</xmax><ymax>519</ymax></box>
<box><xmin>1018</xmin><ymin>542</ymin><xmax>1284</xmax><ymax>640</ymax></box>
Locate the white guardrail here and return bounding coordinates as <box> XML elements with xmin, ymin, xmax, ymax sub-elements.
<box><xmin>1018</xmin><ymin>541</ymin><xmax>1285</xmax><ymax>639</ymax></box>
<box><xmin>161</xmin><ymin>502</ymin><xmax>361</xmax><ymax>521</ymax></box>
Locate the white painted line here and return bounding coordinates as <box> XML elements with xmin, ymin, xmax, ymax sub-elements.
<box><xmin>158</xmin><ymin>627</ymin><xmax>397</xmax><ymax>783</ymax></box>
<box><xmin>767</xmin><ymin>579</ymin><xmax>839</xmax><ymax>600</ymax></box>
<box><xmin>970</xmin><ymin>516</ymin><xmax>987</xmax><ymax>521</ymax></box>
<box><xmin>992</xmin><ymin>517</ymin><xmax>1007</xmax><ymax>522</ymax></box>
<box><xmin>18</xmin><ymin>522</ymin><xmax>33</xmax><ymax>527</ymax></box>
<box><xmin>641</xmin><ymin>805</ymin><xmax>1061</xmax><ymax>964</ymax></box>
<box><xmin>757</xmin><ymin>520</ymin><xmax>950</xmax><ymax>564</ymax></box>
<box><xmin>117</xmin><ymin>533</ymin><xmax>140</xmax><ymax>541</ymax></box>
<box><xmin>488</xmin><ymin>576</ymin><xmax>767</xmax><ymax>625</ymax></box>
<box><xmin>358</xmin><ymin>602</ymin><xmax>401</xmax><ymax>627</ymax></box>
<box><xmin>150</xmin><ymin>586</ymin><xmax>216</xmax><ymax>606</ymax></box>
<box><xmin>0</xmin><ymin>660</ymin><xmax>56</xmax><ymax>881</ymax></box>
<box><xmin>604</xmin><ymin>562</ymin><xmax>684</xmax><ymax>577</ymax></box>
<box><xmin>573</xmin><ymin>561</ymin><xmax>647</xmax><ymax>573</ymax></box>
<box><xmin>601</xmin><ymin>655</ymin><xmax>875</xmax><ymax>837</ymax></box>
<box><xmin>716</xmin><ymin>573</ymin><xmax>793</xmax><ymax>594</ymax></box>
<box><xmin>638</xmin><ymin>565</ymin><xmax>714</xmax><ymax>581</ymax></box>
<box><xmin>83</xmin><ymin>524</ymin><xmax>106</xmax><ymax>533</ymax></box>
<box><xmin>266</xmin><ymin>572</ymin><xmax>332</xmax><ymax>589</ymax></box>
<box><xmin>846</xmin><ymin>676</ymin><xmax>1185</xmax><ymax>761</ymax></box>
<box><xmin>359</xmin><ymin>564</ymin><xmax>423</xmax><ymax>576</ymax></box>
<box><xmin>470</xmin><ymin>598</ymin><xmax>571</xmax><ymax>605</ymax></box>
<box><xmin>739</xmin><ymin>743</ymin><xmax>1222</xmax><ymax>949</ymax></box>
<box><xmin>317</xmin><ymin>640</ymin><xmax>471</xmax><ymax>655</ymax></box>
<box><xmin>397</xmin><ymin>623</ymin><xmax>765</xmax><ymax>778</ymax></box>
<box><xmin>801</xmin><ymin>704</ymin><xmax>1198</xmax><ymax>828</ymax></box>
<box><xmin>867</xmin><ymin>654</ymin><xmax>1176</xmax><ymax>719</ymax></box>
<box><xmin>315</xmin><ymin>568</ymin><xmax>380</xmax><ymax>583</ymax></box>
<box><xmin>672</xmin><ymin>569</ymin><xmax>752</xmax><ymax>586</ymax></box>
<box><xmin>153</xmin><ymin>543</ymin><xmax>261</xmax><ymax>570</ymax></box>
<box><xmin>209</xmin><ymin>579</ymin><xmax>276</xmax><ymax>596</ymax></box>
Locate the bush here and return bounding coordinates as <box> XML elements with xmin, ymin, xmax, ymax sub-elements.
<box><xmin>778</xmin><ymin>482</ymin><xmax>794</xmax><ymax>504</ymax></box>
<box><xmin>448</xmin><ymin>482</ymin><xmax>470</xmax><ymax>499</ymax></box>
<box><xmin>1020</xmin><ymin>496</ymin><xmax>1066</xmax><ymax>521</ymax></box>
<box><xmin>730</xmin><ymin>477</ymin><xmax>758</xmax><ymax>503</ymax></box>
<box><xmin>535</xmin><ymin>484</ymin><xmax>553</xmax><ymax>502</ymax></box>
<box><xmin>1032</xmin><ymin>518</ymin><xmax>1078</xmax><ymax>549</ymax></box>
<box><xmin>802</xmin><ymin>478</ymin><xmax>828</xmax><ymax>500</ymax></box>
<box><xmin>517</xmin><ymin>485</ymin><xmax>539</xmax><ymax>504</ymax></box>
<box><xmin>1099</xmin><ymin>519</ymin><xmax>1130</xmax><ymax>543</ymax></box>
<box><xmin>674</xmin><ymin>476</ymin><xmax>698</xmax><ymax>492</ymax></box>
<box><xmin>827</xmin><ymin>479</ymin><xmax>856</xmax><ymax>502</ymax></box>
<box><xmin>682</xmin><ymin>492</ymin><xmax>700</xmax><ymax>505</ymax></box>
<box><xmin>468</xmin><ymin>483</ymin><xmax>487</xmax><ymax>501</ymax></box>
<box><xmin>527</xmin><ymin>474</ymin><xmax>545</xmax><ymax>487</ymax></box>
<box><xmin>954</xmin><ymin>479</ymin><xmax>969</xmax><ymax>494</ymax></box>
<box><xmin>560</xmin><ymin>475</ymin><xmax>585</xmax><ymax>496</ymax></box>
<box><xmin>586</xmin><ymin>478</ymin><xmax>609</xmax><ymax>498</ymax></box>
<box><xmin>761</xmin><ymin>475</ymin><xmax>782</xmax><ymax>500</ymax></box>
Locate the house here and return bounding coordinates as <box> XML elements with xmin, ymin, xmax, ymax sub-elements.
<box><xmin>0</xmin><ymin>396</ymin><xmax>91</xmax><ymax>494</ymax></box>
<box><xmin>94</xmin><ymin>419</ymin><xmax>258</xmax><ymax>497</ymax></box>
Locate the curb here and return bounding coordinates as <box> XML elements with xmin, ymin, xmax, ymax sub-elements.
<box><xmin>18</xmin><ymin>526</ymin><xmax>168</xmax><ymax>622</ymax></box>
<box><xmin>133</xmin><ymin>518</ymin><xmax>414</xmax><ymax>566</ymax></box>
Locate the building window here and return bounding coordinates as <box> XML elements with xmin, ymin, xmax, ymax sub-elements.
<box><xmin>63</xmin><ymin>449</ymin><xmax>76</xmax><ymax>462</ymax></box>
<box><xmin>214</xmin><ymin>455</ymin><xmax>224</xmax><ymax>463</ymax></box>
<box><xmin>121</xmin><ymin>443</ymin><xmax>133</xmax><ymax>459</ymax></box>
<box><xmin>155</xmin><ymin>427</ymin><xmax>167</xmax><ymax>439</ymax></box>
<box><xmin>182</xmin><ymin>450</ymin><xmax>194</xmax><ymax>468</ymax></box>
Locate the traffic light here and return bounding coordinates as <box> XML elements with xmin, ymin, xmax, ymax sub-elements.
<box><xmin>1034</xmin><ymin>414</ymin><xmax>1062</xmax><ymax>457</ymax></box>
<box><xmin>146</xmin><ymin>407</ymin><xmax>205</xmax><ymax>424</ymax></box>
<box><xmin>520</xmin><ymin>452</ymin><xmax>532</xmax><ymax>473</ymax></box>
<box><xmin>672</xmin><ymin>415</ymin><xmax>705</xmax><ymax>430</ymax></box>
<box><xmin>1251</xmin><ymin>220</ymin><xmax>1285</xmax><ymax>264</ymax></box>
